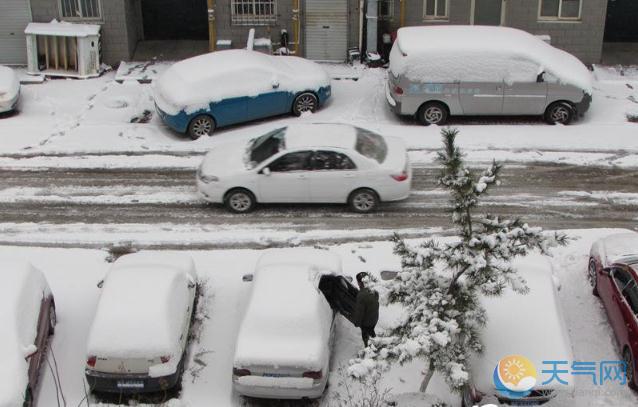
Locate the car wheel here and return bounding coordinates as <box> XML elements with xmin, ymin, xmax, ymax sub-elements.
<box><xmin>48</xmin><ymin>305</ymin><xmax>57</xmax><ymax>336</ymax></box>
<box><xmin>544</xmin><ymin>102</ymin><xmax>574</xmax><ymax>125</ymax></box>
<box><xmin>588</xmin><ymin>259</ymin><xmax>599</xmax><ymax>297</ymax></box>
<box><xmin>418</xmin><ymin>102</ymin><xmax>448</xmax><ymax>126</ymax></box>
<box><xmin>23</xmin><ymin>387</ymin><xmax>33</xmax><ymax>407</ymax></box>
<box><xmin>224</xmin><ymin>189</ymin><xmax>256</xmax><ymax>213</ymax></box>
<box><xmin>624</xmin><ymin>348</ymin><xmax>637</xmax><ymax>389</ymax></box>
<box><xmin>348</xmin><ymin>189</ymin><xmax>379</xmax><ymax>213</ymax></box>
<box><xmin>292</xmin><ymin>92</ymin><xmax>319</xmax><ymax>116</ymax></box>
<box><xmin>187</xmin><ymin>115</ymin><xmax>215</xmax><ymax>140</ymax></box>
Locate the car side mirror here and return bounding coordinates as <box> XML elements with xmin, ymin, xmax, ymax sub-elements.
<box><xmin>603</xmin><ymin>267</ymin><xmax>612</xmax><ymax>276</ymax></box>
<box><xmin>272</xmin><ymin>79</ymin><xmax>280</xmax><ymax>89</ymax></box>
<box><xmin>261</xmin><ymin>167</ymin><xmax>271</xmax><ymax>176</ymax></box>
<box><xmin>24</xmin><ymin>347</ymin><xmax>38</xmax><ymax>361</ymax></box>
<box><xmin>242</xmin><ymin>274</ymin><xmax>253</xmax><ymax>282</ymax></box>
<box><xmin>536</xmin><ymin>72</ymin><xmax>545</xmax><ymax>83</ymax></box>
<box><xmin>97</xmin><ymin>280</ymin><xmax>104</xmax><ymax>288</ymax></box>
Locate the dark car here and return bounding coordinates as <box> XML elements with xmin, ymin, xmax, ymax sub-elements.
<box><xmin>0</xmin><ymin>261</ymin><xmax>56</xmax><ymax>407</ymax></box>
<box><xmin>589</xmin><ymin>233</ymin><xmax>638</xmax><ymax>388</ymax></box>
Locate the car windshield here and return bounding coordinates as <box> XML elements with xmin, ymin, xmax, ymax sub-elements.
<box><xmin>355</xmin><ymin>127</ymin><xmax>388</xmax><ymax>163</ymax></box>
<box><xmin>245</xmin><ymin>127</ymin><xmax>287</xmax><ymax>169</ymax></box>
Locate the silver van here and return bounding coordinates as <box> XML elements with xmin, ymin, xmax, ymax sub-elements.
<box><xmin>386</xmin><ymin>26</ymin><xmax>592</xmax><ymax>126</ymax></box>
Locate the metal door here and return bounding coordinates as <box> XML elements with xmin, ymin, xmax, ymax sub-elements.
<box><xmin>305</xmin><ymin>0</ymin><xmax>348</xmax><ymax>61</ymax></box>
<box><xmin>0</xmin><ymin>0</ymin><xmax>32</xmax><ymax>64</ymax></box>
<box><xmin>472</xmin><ymin>0</ymin><xmax>503</xmax><ymax>25</ymax></box>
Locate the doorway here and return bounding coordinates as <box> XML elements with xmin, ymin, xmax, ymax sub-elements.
<box><xmin>605</xmin><ymin>0</ymin><xmax>638</xmax><ymax>42</ymax></box>
<box><xmin>472</xmin><ymin>0</ymin><xmax>505</xmax><ymax>26</ymax></box>
<box><xmin>141</xmin><ymin>0</ymin><xmax>208</xmax><ymax>40</ymax></box>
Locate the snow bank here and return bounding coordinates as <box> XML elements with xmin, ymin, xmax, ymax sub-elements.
<box><xmin>0</xmin><ymin>261</ymin><xmax>50</xmax><ymax>407</ymax></box>
<box><xmin>233</xmin><ymin>249</ymin><xmax>338</xmax><ymax>370</ymax></box>
<box><xmin>0</xmin><ymin>66</ymin><xmax>19</xmax><ymax>97</ymax></box>
<box><xmin>390</xmin><ymin>26</ymin><xmax>592</xmax><ymax>94</ymax></box>
<box><xmin>154</xmin><ymin>50</ymin><xmax>330</xmax><ymax>115</ymax></box>
<box><xmin>86</xmin><ymin>252</ymin><xmax>196</xmax><ymax>359</ymax></box>
<box><xmin>24</xmin><ymin>20</ymin><xmax>100</xmax><ymax>37</ymax></box>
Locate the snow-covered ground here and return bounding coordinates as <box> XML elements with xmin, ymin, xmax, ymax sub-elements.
<box><xmin>1</xmin><ymin>64</ymin><xmax>637</xmax><ymax>169</ymax></box>
<box><xmin>2</xmin><ymin>228</ymin><xmax>635</xmax><ymax>407</ymax></box>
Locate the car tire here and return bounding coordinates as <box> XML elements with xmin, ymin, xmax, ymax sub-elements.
<box><xmin>23</xmin><ymin>387</ymin><xmax>33</xmax><ymax>407</ymax></box>
<box><xmin>417</xmin><ymin>102</ymin><xmax>448</xmax><ymax>126</ymax></box>
<box><xmin>48</xmin><ymin>305</ymin><xmax>57</xmax><ymax>336</ymax></box>
<box><xmin>292</xmin><ymin>92</ymin><xmax>319</xmax><ymax>116</ymax></box>
<box><xmin>544</xmin><ymin>102</ymin><xmax>574</xmax><ymax>125</ymax></box>
<box><xmin>348</xmin><ymin>188</ymin><xmax>379</xmax><ymax>213</ymax></box>
<box><xmin>187</xmin><ymin>115</ymin><xmax>215</xmax><ymax>140</ymax></box>
<box><xmin>588</xmin><ymin>259</ymin><xmax>599</xmax><ymax>297</ymax></box>
<box><xmin>224</xmin><ymin>188</ymin><xmax>256</xmax><ymax>213</ymax></box>
<box><xmin>624</xmin><ymin>348</ymin><xmax>637</xmax><ymax>390</ymax></box>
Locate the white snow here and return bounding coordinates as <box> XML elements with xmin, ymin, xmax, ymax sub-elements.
<box><xmin>0</xmin><ymin>66</ymin><xmax>20</xmax><ymax>98</ymax></box>
<box><xmin>593</xmin><ymin>231</ymin><xmax>638</xmax><ymax>266</ymax></box>
<box><xmin>24</xmin><ymin>20</ymin><xmax>100</xmax><ymax>37</ymax></box>
<box><xmin>390</xmin><ymin>26</ymin><xmax>593</xmax><ymax>94</ymax></box>
<box><xmin>86</xmin><ymin>252</ymin><xmax>196</xmax><ymax>359</ymax></box>
<box><xmin>0</xmin><ymin>261</ymin><xmax>50</xmax><ymax>407</ymax></box>
<box><xmin>237</xmin><ymin>375</ymin><xmax>314</xmax><ymax>389</ymax></box>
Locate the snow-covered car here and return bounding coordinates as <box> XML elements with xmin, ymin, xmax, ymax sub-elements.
<box><xmin>589</xmin><ymin>232</ymin><xmax>638</xmax><ymax>389</ymax></box>
<box><xmin>233</xmin><ymin>248</ymin><xmax>358</xmax><ymax>399</ymax></box>
<box><xmin>463</xmin><ymin>256</ymin><xmax>574</xmax><ymax>406</ymax></box>
<box><xmin>196</xmin><ymin>123</ymin><xmax>411</xmax><ymax>213</ymax></box>
<box><xmin>0</xmin><ymin>66</ymin><xmax>21</xmax><ymax>114</ymax></box>
<box><xmin>0</xmin><ymin>261</ymin><xmax>56</xmax><ymax>407</ymax></box>
<box><xmin>153</xmin><ymin>50</ymin><xmax>331</xmax><ymax>139</ymax></box>
<box><xmin>387</xmin><ymin>26</ymin><xmax>592</xmax><ymax>125</ymax></box>
<box><xmin>85</xmin><ymin>253</ymin><xmax>198</xmax><ymax>394</ymax></box>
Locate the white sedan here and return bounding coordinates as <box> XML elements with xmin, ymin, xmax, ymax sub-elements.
<box><xmin>233</xmin><ymin>248</ymin><xmax>358</xmax><ymax>399</ymax></box>
<box><xmin>0</xmin><ymin>66</ymin><xmax>20</xmax><ymax>114</ymax></box>
<box><xmin>196</xmin><ymin>124</ymin><xmax>412</xmax><ymax>213</ymax></box>
<box><xmin>85</xmin><ymin>252</ymin><xmax>198</xmax><ymax>395</ymax></box>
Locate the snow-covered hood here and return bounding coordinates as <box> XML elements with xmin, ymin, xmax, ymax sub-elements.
<box><xmin>600</xmin><ymin>232</ymin><xmax>638</xmax><ymax>266</ymax></box>
<box><xmin>272</xmin><ymin>55</ymin><xmax>331</xmax><ymax>89</ymax></box>
<box><xmin>199</xmin><ymin>140</ymin><xmax>251</xmax><ymax>178</ymax></box>
<box><xmin>0</xmin><ymin>66</ymin><xmax>20</xmax><ymax>101</ymax></box>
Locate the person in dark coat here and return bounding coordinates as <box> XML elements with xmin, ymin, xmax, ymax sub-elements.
<box><xmin>353</xmin><ymin>272</ymin><xmax>379</xmax><ymax>347</ymax></box>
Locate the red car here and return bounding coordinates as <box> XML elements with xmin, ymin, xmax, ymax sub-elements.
<box><xmin>0</xmin><ymin>261</ymin><xmax>56</xmax><ymax>407</ymax></box>
<box><xmin>589</xmin><ymin>233</ymin><xmax>638</xmax><ymax>389</ymax></box>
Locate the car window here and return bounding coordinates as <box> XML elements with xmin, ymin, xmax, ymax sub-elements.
<box><xmin>248</xmin><ymin>127</ymin><xmax>287</xmax><ymax>168</ymax></box>
<box><xmin>311</xmin><ymin>151</ymin><xmax>356</xmax><ymax>171</ymax></box>
<box><xmin>623</xmin><ymin>282</ymin><xmax>638</xmax><ymax>315</ymax></box>
<box><xmin>355</xmin><ymin>127</ymin><xmax>388</xmax><ymax>163</ymax></box>
<box><xmin>613</xmin><ymin>268</ymin><xmax>632</xmax><ymax>292</ymax></box>
<box><xmin>268</xmin><ymin>151</ymin><xmax>313</xmax><ymax>172</ymax></box>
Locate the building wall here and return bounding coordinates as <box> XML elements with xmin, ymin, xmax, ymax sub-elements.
<box><xmin>384</xmin><ymin>0</ymin><xmax>607</xmax><ymax>64</ymax></box>
<box><xmin>30</xmin><ymin>0</ymin><xmax>136</xmax><ymax>65</ymax></box>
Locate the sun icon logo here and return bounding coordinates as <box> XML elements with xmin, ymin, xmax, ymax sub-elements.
<box><xmin>493</xmin><ymin>355</ymin><xmax>538</xmax><ymax>399</ymax></box>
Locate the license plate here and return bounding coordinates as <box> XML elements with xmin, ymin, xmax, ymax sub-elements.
<box><xmin>263</xmin><ymin>373</ymin><xmax>286</xmax><ymax>378</ymax></box>
<box><xmin>117</xmin><ymin>380</ymin><xmax>144</xmax><ymax>389</ymax></box>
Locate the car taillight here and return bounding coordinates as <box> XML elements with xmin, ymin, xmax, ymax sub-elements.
<box><xmin>303</xmin><ymin>370</ymin><xmax>323</xmax><ymax>380</ymax></box>
<box><xmin>393</xmin><ymin>86</ymin><xmax>404</xmax><ymax>96</ymax></box>
<box><xmin>87</xmin><ymin>356</ymin><xmax>96</xmax><ymax>368</ymax></box>
<box><xmin>160</xmin><ymin>355</ymin><xmax>171</xmax><ymax>363</ymax></box>
<box><xmin>391</xmin><ymin>171</ymin><xmax>408</xmax><ymax>182</ymax></box>
<box><xmin>233</xmin><ymin>368</ymin><xmax>251</xmax><ymax>377</ymax></box>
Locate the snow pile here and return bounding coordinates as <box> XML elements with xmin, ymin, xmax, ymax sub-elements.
<box><xmin>233</xmin><ymin>249</ymin><xmax>338</xmax><ymax>370</ymax></box>
<box><xmin>153</xmin><ymin>50</ymin><xmax>330</xmax><ymax>115</ymax></box>
<box><xmin>390</xmin><ymin>26</ymin><xmax>593</xmax><ymax>94</ymax></box>
<box><xmin>86</xmin><ymin>252</ymin><xmax>196</xmax><ymax>360</ymax></box>
<box><xmin>0</xmin><ymin>261</ymin><xmax>50</xmax><ymax>407</ymax></box>
<box><xmin>25</xmin><ymin>20</ymin><xmax>100</xmax><ymax>37</ymax></box>
<box><xmin>0</xmin><ymin>66</ymin><xmax>19</xmax><ymax>98</ymax></box>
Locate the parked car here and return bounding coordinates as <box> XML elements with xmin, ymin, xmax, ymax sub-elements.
<box><xmin>196</xmin><ymin>123</ymin><xmax>411</xmax><ymax>213</ymax></box>
<box><xmin>0</xmin><ymin>260</ymin><xmax>55</xmax><ymax>407</ymax></box>
<box><xmin>589</xmin><ymin>232</ymin><xmax>638</xmax><ymax>388</ymax></box>
<box><xmin>0</xmin><ymin>66</ymin><xmax>20</xmax><ymax>114</ymax></box>
<box><xmin>462</xmin><ymin>256</ymin><xmax>574</xmax><ymax>406</ymax></box>
<box><xmin>387</xmin><ymin>26</ymin><xmax>592</xmax><ymax>126</ymax></box>
<box><xmin>85</xmin><ymin>253</ymin><xmax>198</xmax><ymax>394</ymax></box>
<box><xmin>153</xmin><ymin>50</ymin><xmax>331</xmax><ymax>139</ymax></box>
<box><xmin>233</xmin><ymin>248</ymin><xmax>358</xmax><ymax>399</ymax></box>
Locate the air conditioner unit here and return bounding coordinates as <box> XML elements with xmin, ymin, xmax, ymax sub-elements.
<box><xmin>25</xmin><ymin>21</ymin><xmax>101</xmax><ymax>79</ymax></box>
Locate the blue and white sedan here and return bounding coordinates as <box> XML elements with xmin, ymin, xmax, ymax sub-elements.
<box><xmin>153</xmin><ymin>50</ymin><xmax>332</xmax><ymax>139</ymax></box>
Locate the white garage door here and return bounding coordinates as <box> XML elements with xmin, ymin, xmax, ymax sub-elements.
<box><xmin>305</xmin><ymin>0</ymin><xmax>348</xmax><ymax>62</ymax></box>
<box><xmin>0</xmin><ymin>0</ymin><xmax>32</xmax><ymax>65</ymax></box>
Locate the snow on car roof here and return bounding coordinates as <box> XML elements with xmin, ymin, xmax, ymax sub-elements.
<box><xmin>392</xmin><ymin>26</ymin><xmax>593</xmax><ymax>94</ymax></box>
<box><xmin>602</xmin><ymin>232</ymin><xmax>638</xmax><ymax>265</ymax></box>
<box><xmin>234</xmin><ymin>249</ymin><xmax>339</xmax><ymax>370</ymax></box>
<box><xmin>284</xmin><ymin>124</ymin><xmax>357</xmax><ymax>151</ymax></box>
<box><xmin>0</xmin><ymin>261</ymin><xmax>50</xmax><ymax>406</ymax></box>
<box><xmin>86</xmin><ymin>253</ymin><xmax>196</xmax><ymax>359</ymax></box>
<box><xmin>470</xmin><ymin>255</ymin><xmax>573</xmax><ymax>392</ymax></box>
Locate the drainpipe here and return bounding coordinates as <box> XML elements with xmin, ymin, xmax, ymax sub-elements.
<box><xmin>358</xmin><ymin>0</ymin><xmax>364</xmax><ymax>52</ymax></box>
<box><xmin>292</xmin><ymin>0</ymin><xmax>300</xmax><ymax>55</ymax></box>
<box><xmin>366</xmin><ymin>0</ymin><xmax>378</xmax><ymax>53</ymax></box>
<box><xmin>400</xmin><ymin>0</ymin><xmax>405</xmax><ymax>27</ymax></box>
<box><xmin>207</xmin><ymin>0</ymin><xmax>216</xmax><ymax>51</ymax></box>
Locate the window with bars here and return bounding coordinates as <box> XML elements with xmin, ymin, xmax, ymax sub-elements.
<box><xmin>539</xmin><ymin>0</ymin><xmax>581</xmax><ymax>20</ymax></box>
<box><xmin>231</xmin><ymin>0</ymin><xmax>277</xmax><ymax>26</ymax></box>
<box><xmin>378</xmin><ymin>0</ymin><xmax>395</xmax><ymax>20</ymax></box>
<box><xmin>59</xmin><ymin>0</ymin><xmax>101</xmax><ymax>19</ymax></box>
<box><xmin>423</xmin><ymin>0</ymin><xmax>448</xmax><ymax>20</ymax></box>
